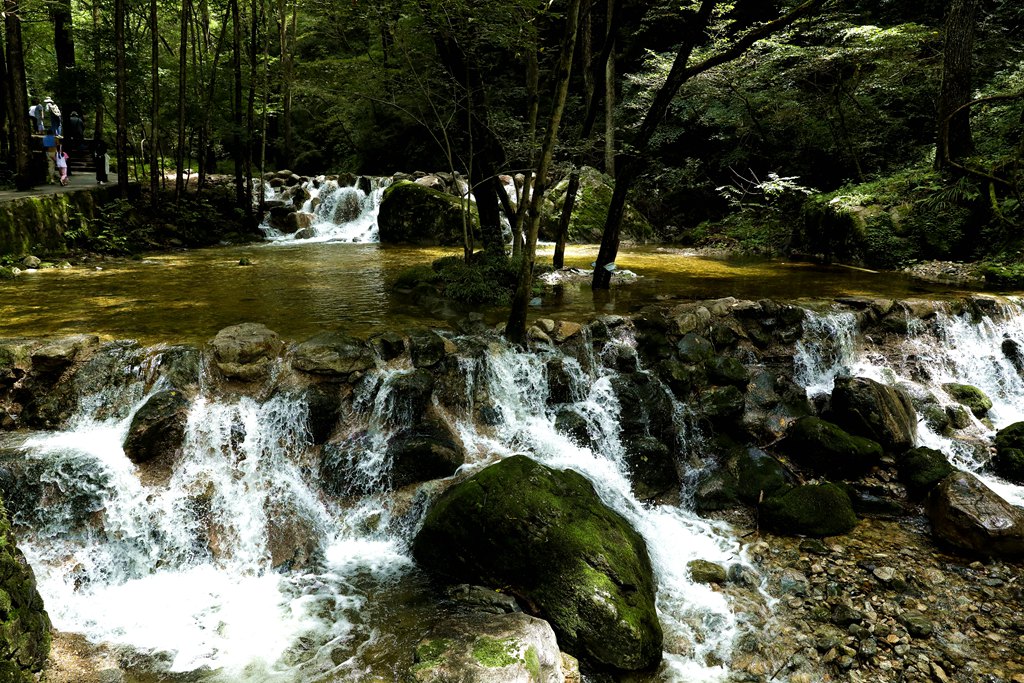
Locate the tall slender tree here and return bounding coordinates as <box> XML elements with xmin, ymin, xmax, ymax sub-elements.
<box><xmin>115</xmin><ymin>0</ymin><xmax>129</xmax><ymax>194</ymax></box>
<box><xmin>936</xmin><ymin>0</ymin><xmax>980</xmax><ymax>169</ymax></box>
<box><xmin>176</xmin><ymin>0</ymin><xmax>190</xmax><ymax>198</ymax></box>
<box><xmin>506</xmin><ymin>0</ymin><xmax>583</xmax><ymax>345</ymax></box>
<box><xmin>52</xmin><ymin>0</ymin><xmax>76</xmax><ymax>107</ymax></box>
<box><xmin>4</xmin><ymin>0</ymin><xmax>32</xmax><ymax>189</ymax></box>
<box><xmin>231</xmin><ymin>0</ymin><xmax>244</xmax><ymax>207</ymax></box>
<box><xmin>150</xmin><ymin>0</ymin><xmax>160</xmax><ymax>203</ymax></box>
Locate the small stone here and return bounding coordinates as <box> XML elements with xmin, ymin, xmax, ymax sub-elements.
<box><xmin>687</xmin><ymin>559</ymin><xmax>727</xmax><ymax>585</ymax></box>
<box><xmin>873</xmin><ymin>566</ymin><xmax>896</xmax><ymax>582</ymax></box>
<box><xmin>931</xmin><ymin>661</ymin><xmax>950</xmax><ymax>683</ymax></box>
<box><xmin>900</xmin><ymin>610</ymin><xmax>934</xmax><ymax>638</ymax></box>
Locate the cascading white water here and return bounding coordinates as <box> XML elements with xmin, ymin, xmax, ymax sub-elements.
<box><xmin>14</xmin><ymin>328</ymin><xmax>769</xmax><ymax>682</ymax></box>
<box><xmin>795</xmin><ymin>302</ymin><xmax>1024</xmax><ymax>506</ymax></box>
<box><xmin>451</xmin><ymin>335</ymin><xmax>758</xmax><ymax>682</ymax></box>
<box><xmin>261</xmin><ymin>177</ymin><xmax>390</xmax><ymax>244</ymax></box>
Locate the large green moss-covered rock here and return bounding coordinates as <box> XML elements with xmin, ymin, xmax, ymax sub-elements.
<box><xmin>992</xmin><ymin>421</ymin><xmax>1024</xmax><ymax>484</ymax></box>
<box><xmin>378</xmin><ymin>181</ymin><xmax>473</xmax><ymax>246</ymax></box>
<box><xmin>0</xmin><ymin>499</ymin><xmax>51</xmax><ymax>681</ymax></box>
<box><xmin>412</xmin><ymin>455</ymin><xmax>662</xmax><ymax>672</ymax></box>
<box><xmin>540</xmin><ymin>167</ymin><xmax>652</xmax><ymax>243</ymax></box>
<box><xmin>779</xmin><ymin>416</ymin><xmax>883</xmax><ymax>477</ymax></box>
<box><xmin>0</xmin><ymin>186</ymin><xmax>120</xmax><ymax>257</ymax></box>
<box><xmin>898</xmin><ymin>446</ymin><xmax>955</xmax><ymax>498</ymax></box>
<box><xmin>831</xmin><ymin>376</ymin><xmax>917</xmax><ymax>453</ymax></box>
<box><xmin>942</xmin><ymin>383</ymin><xmax>993</xmax><ymax>418</ymax></box>
<box><xmin>762</xmin><ymin>483</ymin><xmax>858</xmax><ymax>537</ymax></box>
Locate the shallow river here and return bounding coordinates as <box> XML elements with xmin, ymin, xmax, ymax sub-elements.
<box><xmin>0</xmin><ymin>243</ymin><xmax>969</xmax><ymax>344</ymax></box>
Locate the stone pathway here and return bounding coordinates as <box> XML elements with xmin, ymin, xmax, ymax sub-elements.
<box><xmin>0</xmin><ymin>172</ymin><xmax>105</xmax><ymax>203</ymax></box>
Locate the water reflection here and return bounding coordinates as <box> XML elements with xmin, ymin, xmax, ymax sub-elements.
<box><xmin>0</xmin><ymin>243</ymin><xmax>975</xmax><ymax>345</ymax></box>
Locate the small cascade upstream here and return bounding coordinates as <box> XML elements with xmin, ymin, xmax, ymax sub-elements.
<box><xmin>795</xmin><ymin>299</ymin><xmax>1024</xmax><ymax>506</ymax></box>
<box><xmin>261</xmin><ymin>176</ymin><xmax>390</xmax><ymax>244</ymax></box>
<box><xmin>6</xmin><ymin>329</ymin><xmax>766</xmax><ymax>682</ymax></box>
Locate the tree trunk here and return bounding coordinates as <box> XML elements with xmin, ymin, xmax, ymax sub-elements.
<box><xmin>592</xmin><ymin>0</ymin><xmax>827</xmax><ymax>289</ymax></box>
<box><xmin>278</xmin><ymin>0</ymin><xmax>295</xmax><ymax>168</ymax></box>
<box><xmin>506</xmin><ymin>0</ymin><xmax>583</xmax><ymax>346</ymax></box>
<box><xmin>52</xmin><ymin>0</ymin><xmax>76</xmax><ymax>107</ymax></box>
<box><xmin>115</xmin><ymin>0</ymin><xmax>129</xmax><ymax>194</ymax></box>
<box><xmin>176</xmin><ymin>0</ymin><xmax>190</xmax><ymax>198</ymax></box>
<box><xmin>150</xmin><ymin>0</ymin><xmax>160</xmax><ymax>205</ymax></box>
<box><xmin>244</xmin><ymin>0</ymin><xmax>259</xmax><ymax>220</ymax></box>
<box><xmin>936</xmin><ymin>0</ymin><xmax>979</xmax><ymax>170</ymax></box>
<box><xmin>92</xmin><ymin>0</ymin><xmax>103</xmax><ymax>139</ymax></box>
<box><xmin>512</xmin><ymin>44</ymin><xmax>540</xmax><ymax>258</ymax></box>
<box><xmin>604</xmin><ymin>0</ymin><xmax>615</xmax><ymax>175</ymax></box>
<box><xmin>4</xmin><ymin>0</ymin><xmax>32</xmax><ymax>190</ymax></box>
<box><xmin>231</xmin><ymin>0</ymin><xmax>244</xmax><ymax>208</ymax></box>
<box><xmin>0</xmin><ymin>27</ymin><xmax>9</xmax><ymax>161</ymax></box>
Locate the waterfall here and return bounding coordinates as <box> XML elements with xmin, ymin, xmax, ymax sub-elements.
<box><xmin>795</xmin><ymin>301</ymin><xmax>1024</xmax><ymax>506</ymax></box>
<box><xmin>261</xmin><ymin>176</ymin><xmax>390</xmax><ymax>244</ymax></box>
<box><xmin>8</xmin><ymin>329</ymin><xmax>772</xmax><ymax>682</ymax></box>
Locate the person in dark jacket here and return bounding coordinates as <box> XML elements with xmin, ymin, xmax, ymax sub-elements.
<box><xmin>93</xmin><ymin>137</ymin><xmax>109</xmax><ymax>184</ymax></box>
<box><xmin>66</xmin><ymin>112</ymin><xmax>85</xmax><ymax>150</ymax></box>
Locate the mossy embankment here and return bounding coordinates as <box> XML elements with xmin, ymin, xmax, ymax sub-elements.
<box><xmin>0</xmin><ymin>185</ymin><xmax>123</xmax><ymax>257</ymax></box>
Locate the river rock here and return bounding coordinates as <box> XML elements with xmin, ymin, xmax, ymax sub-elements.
<box><xmin>623</xmin><ymin>435</ymin><xmax>678</xmax><ymax>500</ymax></box>
<box><xmin>210</xmin><ymin>323</ymin><xmax>283</xmax><ymax>381</ymax></box>
<box><xmin>382</xmin><ymin>369</ymin><xmax>435</xmax><ymax>427</ymax></box>
<box><xmin>942</xmin><ymin>383</ymin><xmax>992</xmax><ymax>418</ymax></box>
<box><xmin>897</xmin><ymin>446</ymin><xmax>955</xmax><ymax>498</ymax></box>
<box><xmin>992</xmin><ymin>421</ymin><xmax>1024</xmax><ymax>484</ymax></box>
<box><xmin>378</xmin><ymin>181</ymin><xmax>470</xmax><ymax>246</ymax></box>
<box><xmin>0</xmin><ymin>499</ymin><xmax>51</xmax><ymax>681</ymax></box>
<box><xmin>830</xmin><ymin>376</ymin><xmax>916</xmax><ymax>453</ymax></box>
<box><xmin>688</xmin><ymin>559</ymin><xmax>727</xmax><ymax>585</ymax></box>
<box><xmin>332</xmin><ymin>189</ymin><xmax>364</xmax><ymax>224</ymax></box>
<box><xmin>268</xmin><ymin>204</ymin><xmax>297</xmax><ymax>231</ymax></box>
<box><xmin>20</xmin><ymin>255</ymin><xmax>40</xmax><ymax>269</ymax></box>
<box><xmin>29</xmin><ymin>334</ymin><xmax>99</xmax><ymax>379</ymax></box>
<box><xmin>761</xmin><ymin>482</ymin><xmax>858</xmax><ymax>537</ymax></box>
<box><xmin>369</xmin><ymin>331</ymin><xmax>406</xmax><ymax>361</ymax></box>
<box><xmin>779</xmin><ymin>416</ymin><xmax>883</xmax><ymax>477</ymax></box>
<box><xmin>387</xmin><ymin>422</ymin><xmax>465</xmax><ymax>489</ymax></box>
<box><xmin>122</xmin><ymin>389</ymin><xmax>191</xmax><ymax>480</ymax></box>
<box><xmin>413</xmin><ymin>455</ymin><xmax>663</xmax><ymax>671</ymax></box>
<box><xmin>927</xmin><ymin>471</ymin><xmax>1024</xmax><ymax>557</ymax></box>
<box><xmin>410</xmin><ymin>610</ymin><xmax>564</xmax><ymax>683</ymax></box>
<box><xmin>300</xmin><ymin>383</ymin><xmax>344</xmax><ymax>445</ymax></box>
<box><xmin>410</xmin><ymin>330</ymin><xmax>448</xmax><ymax>368</ymax></box>
<box><xmin>292</xmin><ymin>332</ymin><xmax>374</xmax><ymax>378</ymax></box>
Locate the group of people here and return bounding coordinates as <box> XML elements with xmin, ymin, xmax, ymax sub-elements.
<box><xmin>27</xmin><ymin>97</ymin><xmax>109</xmax><ymax>186</ymax></box>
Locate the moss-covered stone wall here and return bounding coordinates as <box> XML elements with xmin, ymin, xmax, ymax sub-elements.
<box><xmin>0</xmin><ymin>186</ymin><xmax>122</xmax><ymax>258</ymax></box>
<box><xmin>0</xmin><ymin>498</ymin><xmax>50</xmax><ymax>681</ymax></box>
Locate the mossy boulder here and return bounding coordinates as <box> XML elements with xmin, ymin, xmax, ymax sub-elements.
<box><xmin>779</xmin><ymin>416</ymin><xmax>883</xmax><ymax>477</ymax></box>
<box><xmin>898</xmin><ymin>447</ymin><xmax>955</xmax><ymax>498</ymax></box>
<box><xmin>830</xmin><ymin>376</ymin><xmax>917</xmax><ymax>453</ymax></box>
<box><xmin>761</xmin><ymin>483</ymin><xmax>858</xmax><ymax>537</ymax></box>
<box><xmin>540</xmin><ymin>166</ymin><xmax>652</xmax><ymax>243</ymax></box>
<box><xmin>378</xmin><ymin>181</ymin><xmax>473</xmax><ymax>246</ymax></box>
<box><xmin>0</xmin><ymin>498</ymin><xmax>51</xmax><ymax>681</ymax></box>
<box><xmin>693</xmin><ymin>444</ymin><xmax>791</xmax><ymax>513</ymax></box>
<box><xmin>292</xmin><ymin>332</ymin><xmax>374</xmax><ymax>378</ymax></box>
<box><xmin>410</xmin><ymin>611</ymin><xmax>563</xmax><ymax>683</ymax></box>
<box><xmin>942</xmin><ymin>383</ymin><xmax>993</xmax><ymax>418</ymax></box>
<box><xmin>412</xmin><ymin>455</ymin><xmax>663</xmax><ymax>672</ymax></box>
<box><xmin>992</xmin><ymin>421</ymin><xmax>1024</xmax><ymax>484</ymax></box>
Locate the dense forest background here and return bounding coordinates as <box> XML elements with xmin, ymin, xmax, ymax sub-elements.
<box><xmin>2</xmin><ymin>0</ymin><xmax>1024</xmax><ymax>283</ymax></box>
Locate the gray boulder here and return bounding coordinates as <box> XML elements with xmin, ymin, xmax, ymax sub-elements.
<box><xmin>123</xmin><ymin>389</ymin><xmax>191</xmax><ymax>482</ymax></box>
<box><xmin>928</xmin><ymin>471</ymin><xmax>1024</xmax><ymax>558</ymax></box>
<box><xmin>210</xmin><ymin>323</ymin><xmax>283</xmax><ymax>381</ymax></box>
<box><xmin>378</xmin><ymin>181</ymin><xmax>471</xmax><ymax>246</ymax></box>
<box><xmin>292</xmin><ymin>332</ymin><xmax>374</xmax><ymax>378</ymax></box>
<box><xmin>830</xmin><ymin>376</ymin><xmax>916</xmax><ymax>453</ymax></box>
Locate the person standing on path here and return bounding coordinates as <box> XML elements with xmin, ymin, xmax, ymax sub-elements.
<box><xmin>67</xmin><ymin>112</ymin><xmax>85</xmax><ymax>152</ymax></box>
<box><xmin>93</xmin><ymin>137</ymin><xmax>109</xmax><ymax>184</ymax></box>
<box><xmin>44</xmin><ymin>97</ymin><xmax>62</xmax><ymax>136</ymax></box>
<box><xmin>28</xmin><ymin>99</ymin><xmax>44</xmax><ymax>133</ymax></box>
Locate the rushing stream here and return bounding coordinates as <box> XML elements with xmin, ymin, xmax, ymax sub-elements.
<box><xmin>4</xmin><ymin>175</ymin><xmax>1024</xmax><ymax>682</ymax></box>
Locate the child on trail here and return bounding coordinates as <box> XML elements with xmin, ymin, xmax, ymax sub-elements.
<box><xmin>56</xmin><ymin>146</ymin><xmax>69</xmax><ymax>186</ymax></box>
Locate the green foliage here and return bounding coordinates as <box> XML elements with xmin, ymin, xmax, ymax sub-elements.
<box><xmin>471</xmin><ymin>637</ymin><xmax>518</xmax><ymax>668</ymax></box>
<box><xmin>431</xmin><ymin>253</ymin><xmax>523</xmax><ymax>306</ymax></box>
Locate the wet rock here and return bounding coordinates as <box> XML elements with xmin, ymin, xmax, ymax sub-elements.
<box><xmin>410</xmin><ymin>330</ymin><xmax>448</xmax><ymax>368</ymax></box>
<box><xmin>898</xmin><ymin>610</ymin><xmax>934</xmax><ymax>638</ymax></box>
<box><xmin>992</xmin><ymin>421</ymin><xmax>1024</xmax><ymax>484</ymax></box>
<box><xmin>301</xmin><ymin>384</ymin><xmax>343</xmax><ymax>445</ymax></box>
<box><xmin>387</xmin><ymin>422</ymin><xmax>465</xmax><ymax>489</ymax></box>
<box><xmin>369</xmin><ymin>331</ymin><xmax>406</xmax><ymax>361</ymax></box>
<box><xmin>554</xmin><ymin>408</ymin><xmax>593</xmax><ymax>451</ymax></box>
<box><xmin>210</xmin><ymin>323</ymin><xmax>283</xmax><ymax>381</ymax></box>
<box><xmin>898</xmin><ymin>446</ymin><xmax>955</xmax><ymax>498</ymax></box>
<box><xmin>657</xmin><ymin>360</ymin><xmax>705</xmax><ymax>398</ymax></box>
<box><xmin>331</xmin><ymin>189</ymin><xmax>364</xmax><ymax>224</ymax></box>
<box><xmin>384</xmin><ymin>369</ymin><xmax>436</xmax><ymax>427</ymax></box>
<box><xmin>30</xmin><ymin>334</ymin><xmax>99</xmax><ymax>379</ymax></box>
<box><xmin>409</xmin><ymin>611</ymin><xmax>564</xmax><ymax>683</ymax></box>
<box><xmin>551</xmin><ymin>321</ymin><xmax>582</xmax><ymax>343</ymax></box>
<box><xmin>413</xmin><ymin>455</ymin><xmax>663</xmax><ymax>672</ymax></box>
<box><xmin>778</xmin><ymin>416</ymin><xmax>883</xmax><ymax>477</ymax></box>
<box><xmin>378</xmin><ymin>181</ymin><xmax>468</xmax><ymax>246</ymax></box>
<box><xmin>677</xmin><ymin>333</ymin><xmax>714</xmax><ymax>363</ymax></box>
<box><xmin>154</xmin><ymin>345</ymin><xmax>201</xmax><ymax>390</ymax></box>
<box><xmin>761</xmin><ymin>482</ymin><xmax>858</xmax><ymax>537</ymax></box>
<box><xmin>445</xmin><ymin>585</ymin><xmax>521</xmax><ymax>615</ymax></box>
<box><xmin>693</xmin><ymin>444</ymin><xmax>789</xmax><ymax>512</ymax></box>
<box><xmin>282</xmin><ymin>209</ymin><xmax>313</xmax><ymax>233</ymax></box>
<box><xmin>546</xmin><ymin>358</ymin><xmax>580</xmax><ymax>405</ymax></box>
<box><xmin>707</xmin><ymin>356</ymin><xmax>750</xmax><ymax>388</ymax></box>
<box><xmin>830</xmin><ymin>376</ymin><xmax>916</xmax><ymax>453</ymax></box>
<box><xmin>609</xmin><ymin>372</ymin><xmax>676</xmax><ymax>448</ymax></box>
<box><xmin>942</xmin><ymin>383</ymin><xmax>992</xmax><ymax>418</ymax></box>
<box><xmin>266</xmin><ymin>506</ymin><xmax>318</xmax><ymax>570</ymax></box>
<box><xmin>621</xmin><ymin>435</ymin><xmax>678</xmax><ymax>500</ymax></box>
<box><xmin>0</xmin><ymin>498</ymin><xmax>50</xmax><ymax>680</ymax></box>
<box><xmin>123</xmin><ymin>389</ymin><xmax>191</xmax><ymax>482</ymax></box>
<box><xmin>928</xmin><ymin>471</ymin><xmax>1024</xmax><ymax>557</ymax></box>
<box><xmin>698</xmin><ymin>385</ymin><xmax>746</xmax><ymax>424</ymax></box>
<box><xmin>292</xmin><ymin>332</ymin><xmax>374</xmax><ymax>377</ymax></box>
<box><xmin>20</xmin><ymin>255</ymin><xmax>40</xmax><ymax>269</ymax></box>
<box><xmin>688</xmin><ymin>559</ymin><xmax>727</xmax><ymax>585</ymax></box>
<box><xmin>1002</xmin><ymin>338</ymin><xmax>1024</xmax><ymax>375</ymax></box>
